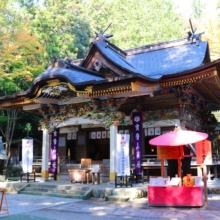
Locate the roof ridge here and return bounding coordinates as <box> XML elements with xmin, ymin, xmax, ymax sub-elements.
<box><xmin>125</xmin><ymin>37</ymin><xmax>193</xmax><ymax>56</ymax></box>
<box><xmin>64</xmin><ymin>61</ymin><xmax>105</xmax><ymax>78</ymax></box>
<box><xmin>105</xmin><ymin>41</ymin><xmax>127</xmax><ymax>58</ymax></box>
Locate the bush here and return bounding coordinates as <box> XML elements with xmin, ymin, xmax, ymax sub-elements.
<box><xmin>4</xmin><ymin>165</ymin><xmax>22</xmax><ymax>177</ymax></box>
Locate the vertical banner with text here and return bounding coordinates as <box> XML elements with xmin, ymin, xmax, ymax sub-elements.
<box><xmin>22</xmin><ymin>138</ymin><xmax>33</xmax><ymax>173</ymax></box>
<box><xmin>132</xmin><ymin>112</ymin><xmax>142</xmax><ymax>174</ymax></box>
<box><xmin>116</xmin><ymin>134</ymin><xmax>130</xmax><ymax>176</ymax></box>
<box><xmin>196</xmin><ymin>140</ymin><xmax>212</xmax><ymax>164</ymax></box>
<box><xmin>50</xmin><ymin>128</ymin><xmax>60</xmax><ymax>173</ymax></box>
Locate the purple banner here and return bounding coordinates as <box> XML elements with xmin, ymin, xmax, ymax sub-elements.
<box><xmin>50</xmin><ymin>128</ymin><xmax>60</xmax><ymax>173</ymax></box>
<box><xmin>132</xmin><ymin>112</ymin><xmax>142</xmax><ymax>174</ymax></box>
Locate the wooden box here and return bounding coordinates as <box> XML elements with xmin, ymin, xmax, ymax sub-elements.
<box><xmin>68</xmin><ymin>169</ymin><xmax>90</xmax><ymax>184</ymax></box>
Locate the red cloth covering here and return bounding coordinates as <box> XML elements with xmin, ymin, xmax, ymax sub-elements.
<box><xmin>148</xmin><ymin>186</ymin><xmax>203</xmax><ymax>207</ymax></box>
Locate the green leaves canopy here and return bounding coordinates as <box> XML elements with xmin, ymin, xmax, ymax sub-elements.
<box><xmin>30</xmin><ymin>1</ymin><xmax>92</xmax><ymax>64</ymax></box>
<box><xmin>24</xmin><ymin>0</ymin><xmax>186</xmax><ymax>63</ymax></box>
<box><xmin>81</xmin><ymin>0</ymin><xmax>186</xmax><ymax>49</ymax></box>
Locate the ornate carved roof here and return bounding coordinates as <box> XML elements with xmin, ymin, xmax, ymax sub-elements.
<box><xmin>0</xmin><ymin>32</ymin><xmax>220</xmax><ymax>123</ymax></box>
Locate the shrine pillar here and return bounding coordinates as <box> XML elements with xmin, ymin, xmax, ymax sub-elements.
<box><xmin>179</xmin><ymin>108</ymin><xmax>186</xmax><ymax>130</ymax></box>
<box><xmin>109</xmin><ymin>124</ymin><xmax>118</xmax><ymax>181</ymax></box>
<box><xmin>41</xmin><ymin>129</ymin><xmax>50</xmax><ymax>180</ymax></box>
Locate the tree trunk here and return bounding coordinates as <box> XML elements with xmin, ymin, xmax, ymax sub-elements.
<box><xmin>0</xmin><ymin>109</ymin><xmax>18</xmax><ymax>167</ymax></box>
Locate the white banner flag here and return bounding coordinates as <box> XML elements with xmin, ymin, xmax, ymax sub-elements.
<box><xmin>22</xmin><ymin>138</ymin><xmax>33</xmax><ymax>173</ymax></box>
<box><xmin>116</xmin><ymin>134</ymin><xmax>130</xmax><ymax>176</ymax></box>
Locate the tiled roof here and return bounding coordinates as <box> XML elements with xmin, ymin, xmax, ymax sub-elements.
<box><xmin>93</xmin><ymin>37</ymin><xmax>208</xmax><ymax>80</ymax></box>
<box><xmin>36</xmin><ymin>36</ymin><xmax>209</xmax><ymax>84</ymax></box>
<box><xmin>95</xmin><ymin>40</ymin><xmax>139</xmax><ymax>74</ymax></box>
<box><xmin>35</xmin><ymin>66</ymin><xmax>105</xmax><ymax>84</ymax></box>
<box><xmin>126</xmin><ymin>41</ymin><xmax>208</xmax><ymax>79</ymax></box>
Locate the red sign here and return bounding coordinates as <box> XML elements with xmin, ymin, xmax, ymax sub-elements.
<box><xmin>196</xmin><ymin>140</ymin><xmax>212</xmax><ymax>164</ymax></box>
<box><xmin>157</xmin><ymin>146</ymin><xmax>183</xmax><ymax>160</ymax></box>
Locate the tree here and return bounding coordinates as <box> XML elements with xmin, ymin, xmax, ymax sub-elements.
<box><xmin>191</xmin><ymin>0</ymin><xmax>205</xmax><ymax>19</ymax></box>
<box><xmin>188</xmin><ymin>1</ymin><xmax>220</xmax><ymax>60</ymax></box>
<box><xmin>0</xmin><ymin>109</ymin><xmax>18</xmax><ymax>167</ymax></box>
<box><xmin>17</xmin><ymin>0</ymin><xmax>186</xmax><ymax>61</ymax></box>
<box><xmin>82</xmin><ymin>0</ymin><xmax>186</xmax><ymax>49</ymax></box>
<box><xmin>0</xmin><ymin>3</ymin><xmax>45</xmax><ymax>93</ymax></box>
<box><xmin>29</xmin><ymin>0</ymin><xmax>92</xmax><ymax>65</ymax></box>
<box><xmin>0</xmin><ymin>1</ymin><xmax>45</xmax><ymax>166</ymax></box>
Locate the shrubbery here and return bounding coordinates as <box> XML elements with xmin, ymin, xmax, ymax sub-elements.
<box><xmin>4</xmin><ymin>165</ymin><xmax>22</xmax><ymax>177</ymax></box>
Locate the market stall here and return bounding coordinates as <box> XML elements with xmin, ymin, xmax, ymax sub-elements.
<box><xmin>148</xmin><ymin>130</ymin><xmax>209</xmax><ymax>207</ymax></box>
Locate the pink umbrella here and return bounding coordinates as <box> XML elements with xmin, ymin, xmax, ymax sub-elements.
<box><xmin>149</xmin><ymin>130</ymin><xmax>208</xmax><ymax>146</ymax></box>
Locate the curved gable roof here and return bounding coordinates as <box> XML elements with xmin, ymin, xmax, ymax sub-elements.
<box><xmin>94</xmin><ymin>40</ymin><xmax>139</xmax><ymax>74</ymax></box>
<box><xmin>81</xmin><ymin>35</ymin><xmax>209</xmax><ymax>80</ymax></box>
<box><xmin>35</xmin><ymin>65</ymin><xmax>105</xmax><ymax>85</ymax></box>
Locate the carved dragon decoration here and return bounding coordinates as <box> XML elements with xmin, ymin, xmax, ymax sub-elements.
<box><xmin>38</xmin><ymin>103</ymin><xmax>127</xmax><ymax>132</ymax></box>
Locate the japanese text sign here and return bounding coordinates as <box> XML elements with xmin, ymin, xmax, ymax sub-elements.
<box><xmin>116</xmin><ymin>134</ymin><xmax>130</xmax><ymax>176</ymax></box>
<box><xmin>50</xmin><ymin>128</ymin><xmax>60</xmax><ymax>173</ymax></box>
<box><xmin>196</xmin><ymin>140</ymin><xmax>212</xmax><ymax>164</ymax></box>
<box><xmin>22</xmin><ymin>138</ymin><xmax>33</xmax><ymax>173</ymax></box>
<box><xmin>132</xmin><ymin>111</ymin><xmax>142</xmax><ymax>174</ymax></box>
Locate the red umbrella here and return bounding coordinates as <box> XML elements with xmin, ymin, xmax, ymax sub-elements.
<box><xmin>149</xmin><ymin>130</ymin><xmax>208</xmax><ymax>146</ymax></box>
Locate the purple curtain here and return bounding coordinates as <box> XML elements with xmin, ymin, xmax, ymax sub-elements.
<box><xmin>50</xmin><ymin>128</ymin><xmax>60</xmax><ymax>173</ymax></box>
<box><xmin>132</xmin><ymin>112</ymin><xmax>142</xmax><ymax>174</ymax></box>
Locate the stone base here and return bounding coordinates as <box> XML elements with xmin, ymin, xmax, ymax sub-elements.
<box><xmin>106</xmin><ymin>195</ymin><xmax>129</xmax><ymax>202</ymax></box>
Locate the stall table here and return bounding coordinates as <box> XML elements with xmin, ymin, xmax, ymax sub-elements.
<box><xmin>148</xmin><ymin>186</ymin><xmax>204</xmax><ymax>207</ymax></box>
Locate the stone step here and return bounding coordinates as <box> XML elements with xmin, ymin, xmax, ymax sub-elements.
<box><xmin>105</xmin><ymin>195</ymin><xmax>129</xmax><ymax>202</ymax></box>
<box><xmin>30</xmin><ymin>184</ymin><xmax>89</xmax><ymax>191</ymax></box>
<box><xmin>19</xmin><ymin>190</ymin><xmax>88</xmax><ymax>199</ymax></box>
<box><xmin>22</xmin><ymin>187</ymin><xmax>86</xmax><ymax>195</ymax></box>
<box><xmin>19</xmin><ymin>183</ymin><xmax>92</xmax><ymax>200</ymax></box>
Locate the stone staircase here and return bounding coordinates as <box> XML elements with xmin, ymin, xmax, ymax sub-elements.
<box><xmin>18</xmin><ymin>183</ymin><xmax>92</xmax><ymax>200</ymax></box>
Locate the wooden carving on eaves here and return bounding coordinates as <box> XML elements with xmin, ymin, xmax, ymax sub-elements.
<box><xmin>37</xmin><ymin>103</ymin><xmax>128</xmax><ymax>131</ymax></box>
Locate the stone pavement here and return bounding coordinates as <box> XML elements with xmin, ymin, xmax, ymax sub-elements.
<box><xmin>1</xmin><ymin>192</ymin><xmax>220</xmax><ymax>219</ymax></box>
<box><xmin>1</xmin><ymin>178</ymin><xmax>220</xmax><ymax>219</ymax></box>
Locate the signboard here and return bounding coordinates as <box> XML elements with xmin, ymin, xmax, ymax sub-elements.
<box><xmin>157</xmin><ymin>146</ymin><xmax>183</xmax><ymax>159</ymax></box>
<box><xmin>102</xmin><ymin>131</ymin><xmax>107</xmax><ymax>138</ymax></box>
<box><xmin>72</xmin><ymin>132</ymin><xmax>77</xmax><ymax>139</ymax></box>
<box><xmin>132</xmin><ymin>112</ymin><xmax>142</xmax><ymax>174</ymax></box>
<box><xmin>67</xmin><ymin>133</ymin><xmax>72</xmax><ymax>140</ymax></box>
<box><xmin>196</xmin><ymin>140</ymin><xmax>212</xmax><ymax>164</ymax></box>
<box><xmin>50</xmin><ymin>128</ymin><xmax>60</xmax><ymax>173</ymax></box>
<box><xmin>169</xmin><ymin>177</ymin><xmax>181</xmax><ymax>186</ymax></box>
<box><xmin>22</xmin><ymin>138</ymin><xmax>33</xmax><ymax>173</ymax></box>
<box><xmin>116</xmin><ymin>134</ymin><xmax>130</xmax><ymax>176</ymax></box>
<box><xmin>149</xmin><ymin>177</ymin><xmax>170</xmax><ymax>186</ymax></box>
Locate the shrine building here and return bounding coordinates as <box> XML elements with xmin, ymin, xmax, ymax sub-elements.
<box><xmin>0</xmin><ymin>30</ymin><xmax>220</xmax><ymax>181</ymax></box>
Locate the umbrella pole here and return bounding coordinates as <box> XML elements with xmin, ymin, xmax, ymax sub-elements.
<box><xmin>161</xmin><ymin>159</ymin><xmax>164</xmax><ymax>177</ymax></box>
<box><xmin>203</xmin><ymin>165</ymin><xmax>208</xmax><ymax>205</ymax></box>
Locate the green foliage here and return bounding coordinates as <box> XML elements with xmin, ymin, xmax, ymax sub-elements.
<box><xmin>4</xmin><ymin>165</ymin><xmax>22</xmax><ymax>177</ymax></box>
<box><xmin>0</xmin><ymin>2</ymin><xmax>45</xmax><ymax>95</ymax></box>
<box><xmin>82</xmin><ymin>0</ymin><xmax>186</xmax><ymax>49</ymax></box>
<box><xmin>14</xmin><ymin>112</ymin><xmax>42</xmax><ymax>140</ymax></box>
<box><xmin>24</xmin><ymin>123</ymin><xmax>32</xmax><ymax>136</ymax></box>
<box><xmin>30</xmin><ymin>1</ymin><xmax>92</xmax><ymax>64</ymax></box>
<box><xmin>16</xmin><ymin>0</ymin><xmax>187</xmax><ymax>62</ymax></box>
<box><xmin>191</xmin><ymin>0</ymin><xmax>205</xmax><ymax>19</ymax></box>
<box><xmin>187</xmin><ymin>1</ymin><xmax>220</xmax><ymax>60</ymax></box>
